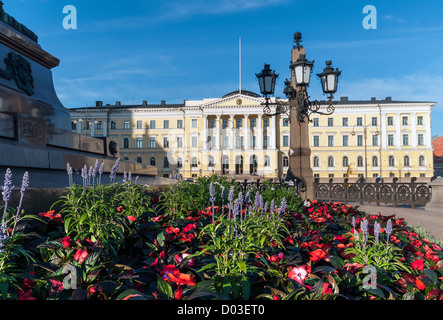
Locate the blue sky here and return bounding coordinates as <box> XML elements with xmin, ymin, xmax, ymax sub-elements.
<box><xmin>7</xmin><ymin>0</ymin><xmax>443</xmax><ymax>135</ymax></box>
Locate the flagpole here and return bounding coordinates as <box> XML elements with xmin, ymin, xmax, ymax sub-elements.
<box><xmin>239</xmin><ymin>36</ymin><xmax>241</xmax><ymax>94</ymax></box>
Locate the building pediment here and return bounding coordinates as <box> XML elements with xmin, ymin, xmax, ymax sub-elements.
<box><xmin>200</xmin><ymin>93</ymin><xmax>264</xmax><ymax>108</ymax></box>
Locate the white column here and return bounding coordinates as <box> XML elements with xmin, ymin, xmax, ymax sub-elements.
<box><xmin>103</xmin><ymin>117</ymin><xmax>108</xmax><ymax>137</ymax></box>
<box><xmin>258</xmin><ymin>114</ymin><xmax>263</xmax><ymax>150</ymax></box>
<box><xmin>77</xmin><ymin>119</ymin><xmax>81</xmax><ymax>134</ymax></box>
<box><xmin>216</xmin><ymin>115</ymin><xmax>220</xmax><ymax>150</ymax></box>
<box><xmin>425</xmin><ymin>109</ymin><xmax>432</xmax><ymax>148</ymax></box>
<box><xmin>411</xmin><ymin>112</ymin><xmax>417</xmax><ymax>147</ymax></box>
<box><xmin>396</xmin><ymin>114</ymin><xmax>401</xmax><ymax>148</ymax></box>
<box><xmin>91</xmin><ymin>118</ymin><xmax>95</xmax><ymax>136</ymax></box>
<box><xmin>203</xmin><ymin>114</ymin><xmax>208</xmax><ymax>150</ymax></box>
<box><xmin>244</xmin><ymin>114</ymin><xmax>249</xmax><ymax>149</ymax></box>
<box><xmin>230</xmin><ymin>115</ymin><xmax>235</xmax><ymax>149</ymax></box>
<box><xmin>380</xmin><ymin>112</ymin><xmax>386</xmax><ymax>149</ymax></box>
<box><xmin>272</xmin><ymin>115</ymin><xmax>277</xmax><ymax>149</ymax></box>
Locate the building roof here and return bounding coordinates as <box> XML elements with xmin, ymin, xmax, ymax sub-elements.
<box><xmin>432</xmin><ymin>136</ymin><xmax>443</xmax><ymax>158</ymax></box>
<box><xmin>222</xmin><ymin>90</ymin><xmax>261</xmax><ymax>98</ymax></box>
<box><xmin>334</xmin><ymin>96</ymin><xmax>436</xmax><ymax>105</ymax></box>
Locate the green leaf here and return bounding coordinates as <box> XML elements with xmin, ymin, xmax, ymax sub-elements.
<box><xmin>241</xmin><ymin>279</ymin><xmax>250</xmax><ymax>300</ymax></box>
<box><xmin>423</xmin><ymin>269</ymin><xmax>438</xmax><ymax>283</ymax></box>
<box><xmin>157</xmin><ymin>275</ymin><xmax>173</xmax><ymax>299</ymax></box>
<box><xmin>156</xmin><ymin>232</ymin><xmax>165</xmax><ymax>247</ymax></box>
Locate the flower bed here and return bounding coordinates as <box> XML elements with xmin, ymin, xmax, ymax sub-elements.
<box><xmin>1</xmin><ymin>164</ymin><xmax>442</xmax><ymax>300</ymax></box>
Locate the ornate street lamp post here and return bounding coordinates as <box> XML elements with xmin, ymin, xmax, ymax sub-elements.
<box><xmin>256</xmin><ymin>31</ymin><xmax>341</xmax><ymax>199</ymax></box>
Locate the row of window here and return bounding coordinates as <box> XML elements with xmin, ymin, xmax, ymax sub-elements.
<box><xmin>313</xmin><ymin>155</ymin><xmax>427</xmax><ymax>168</ymax></box>
<box><xmin>312</xmin><ymin>115</ymin><xmax>425</xmax><ymax>127</ymax></box>
<box><xmin>136</xmin><ymin>155</ymin><xmax>289</xmax><ymax>168</ymax></box>
<box><xmin>120</xmin><ymin>134</ymin><xmax>290</xmax><ymax>149</ymax></box>
<box><xmin>313</xmin><ymin>133</ymin><xmax>426</xmax><ymax>147</ymax></box>
<box><xmin>74</xmin><ymin>117</ymin><xmax>291</xmax><ymax>131</ymax></box>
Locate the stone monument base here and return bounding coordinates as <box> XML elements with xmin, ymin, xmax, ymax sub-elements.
<box><xmin>425</xmin><ymin>177</ymin><xmax>443</xmax><ymax>212</ymax></box>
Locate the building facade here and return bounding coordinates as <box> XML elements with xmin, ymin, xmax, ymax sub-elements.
<box><xmin>69</xmin><ymin>92</ymin><xmax>435</xmax><ymax>181</ymax></box>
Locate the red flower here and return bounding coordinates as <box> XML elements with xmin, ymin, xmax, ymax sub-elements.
<box><xmin>183</xmin><ymin>223</ymin><xmax>196</xmax><ymax>232</ymax></box>
<box><xmin>412</xmin><ymin>259</ymin><xmax>425</xmax><ymax>271</ymax></box>
<box><xmin>74</xmin><ymin>249</ymin><xmax>89</xmax><ymax>264</ymax></box>
<box><xmin>116</xmin><ymin>206</ymin><xmax>123</xmax><ymax>213</ymax></box>
<box><xmin>18</xmin><ymin>289</ymin><xmax>37</xmax><ymax>300</ymax></box>
<box><xmin>38</xmin><ymin>210</ymin><xmax>63</xmax><ymax>222</ymax></box>
<box><xmin>61</xmin><ymin>236</ymin><xmax>71</xmax><ymax>248</ymax></box>
<box><xmin>322</xmin><ymin>283</ymin><xmax>333</xmax><ymax>295</ymax></box>
<box><xmin>309</xmin><ymin>249</ymin><xmax>328</xmax><ymax>263</ymax></box>
<box><xmin>416</xmin><ymin>277</ymin><xmax>426</xmax><ymax>290</ymax></box>
<box><xmin>174</xmin><ymin>288</ymin><xmax>184</xmax><ymax>300</ymax></box>
<box><xmin>165</xmin><ymin>227</ymin><xmax>180</xmax><ymax>234</ymax></box>
<box><xmin>160</xmin><ymin>265</ymin><xmax>196</xmax><ymax>286</ymax></box>
<box><xmin>344</xmin><ymin>262</ymin><xmax>363</xmax><ymax>274</ymax></box>
<box><xmin>127</xmin><ymin>215</ymin><xmax>137</xmax><ymax>222</ymax></box>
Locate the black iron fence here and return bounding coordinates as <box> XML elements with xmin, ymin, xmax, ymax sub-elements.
<box><xmin>313</xmin><ymin>177</ymin><xmax>433</xmax><ymax>208</ymax></box>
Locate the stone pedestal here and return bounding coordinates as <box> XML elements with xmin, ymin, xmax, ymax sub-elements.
<box><xmin>425</xmin><ymin>178</ymin><xmax>443</xmax><ymax>212</ymax></box>
<box><xmin>0</xmin><ymin>5</ymin><xmax>157</xmax><ymax>186</ymax></box>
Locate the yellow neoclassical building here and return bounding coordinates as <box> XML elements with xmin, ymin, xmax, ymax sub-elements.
<box><xmin>68</xmin><ymin>92</ymin><xmax>435</xmax><ymax>181</ymax></box>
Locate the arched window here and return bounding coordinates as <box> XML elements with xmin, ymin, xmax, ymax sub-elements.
<box><xmin>342</xmin><ymin>156</ymin><xmax>349</xmax><ymax>167</ymax></box>
<box><xmin>264</xmin><ymin>155</ymin><xmax>270</xmax><ymax>167</ymax></box>
<box><xmin>372</xmin><ymin>156</ymin><xmax>378</xmax><ymax>167</ymax></box>
<box><xmin>357</xmin><ymin>156</ymin><xmax>364</xmax><ymax>167</ymax></box>
<box><xmin>419</xmin><ymin>155</ymin><xmax>425</xmax><ymax>167</ymax></box>
<box><xmin>136</xmin><ymin>156</ymin><xmax>142</xmax><ymax>163</ymax></box>
<box><xmin>150</xmin><ymin>157</ymin><xmax>156</xmax><ymax>166</ymax></box>
<box><xmin>328</xmin><ymin>156</ymin><xmax>334</xmax><ymax>168</ymax></box>
<box><xmin>208</xmin><ymin>156</ymin><xmax>215</xmax><ymax>167</ymax></box>
<box><xmin>283</xmin><ymin>156</ymin><xmax>289</xmax><ymax>167</ymax></box>
<box><xmin>163</xmin><ymin>157</ymin><xmax>169</xmax><ymax>168</ymax></box>
<box><xmin>191</xmin><ymin>157</ymin><xmax>198</xmax><ymax>168</ymax></box>
<box><xmin>404</xmin><ymin>155</ymin><xmax>410</xmax><ymax>167</ymax></box>
<box><xmin>313</xmin><ymin>156</ymin><xmax>320</xmax><ymax>168</ymax></box>
<box><xmin>389</xmin><ymin>155</ymin><xmax>395</xmax><ymax>167</ymax></box>
<box><xmin>176</xmin><ymin>157</ymin><xmax>183</xmax><ymax>168</ymax></box>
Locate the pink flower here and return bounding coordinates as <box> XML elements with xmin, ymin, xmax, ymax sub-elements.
<box><xmin>174</xmin><ymin>253</ymin><xmax>195</xmax><ymax>267</ymax></box>
<box><xmin>288</xmin><ymin>266</ymin><xmax>309</xmax><ymax>285</ymax></box>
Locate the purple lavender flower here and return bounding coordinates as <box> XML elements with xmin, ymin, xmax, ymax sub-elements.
<box><xmin>2</xmin><ymin>168</ymin><xmax>13</xmax><ymax>203</ymax></box>
<box><xmin>128</xmin><ymin>172</ymin><xmax>132</xmax><ymax>183</ymax></box>
<box><xmin>123</xmin><ymin>171</ymin><xmax>127</xmax><ymax>183</ymax></box>
<box><xmin>110</xmin><ymin>158</ymin><xmax>120</xmax><ymax>183</ymax></box>
<box><xmin>67</xmin><ymin>163</ymin><xmax>73</xmax><ymax>187</ymax></box>
<box><xmin>99</xmin><ymin>161</ymin><xmax>105</xmax><ymax>186</ymax></box>
<box><xmin>278</xmin><ymin>197</ymin><xmax>287</xmax><ymax>214</ymax></box>
<box><xmin>221</xmin><ymin>186</ymin><xmax>225</xmax><ymax>199</ymax></box>
<box><xmin>228</xmin><ymin>186</ymin><xmax>235</xmax><ymax>202</ymax></box>
<box><xmin>209</xmin><ymin>182</ymin><xmax>216</xmax><ymax>203</ymax></box>
<box><xmin>270</xmin><ymin>199</ymin><xmax>275</xmax><ymax>215</ymax></box>
<box><xmin>244</xmin><ymin>191</ymin><xmax>250</xmax><ymax>204</ymax></box>
<box><xmin>374</xmin><ymin>221</ymin><xmax>381</xmax><ymax>244</ymax></box>
<box><xmin>254</xmin><ymin>191</ymin><xmax>261</xmax><ymax>210</ymax></box>
<box><xmin>13</xmin><ymin>172</ymin><xmax>29</xmax><ymax>233</ymax></box>
<box><xmin>2</xmin><ymin>168</ymin><xmax>13</xmax><ymax>229</ymax></box>
<box><xmin>386</xmin><ymin>219</ymin><xmax>393</xmax><ymax>244</ymax></box>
